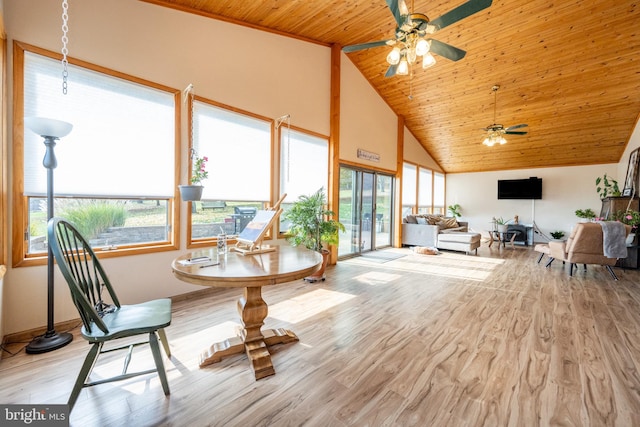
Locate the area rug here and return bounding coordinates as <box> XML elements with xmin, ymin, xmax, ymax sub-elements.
<box><xmin>359</xmin><ymin>251</ymin><xmax>407</xmax><ymax>263</ymax></box>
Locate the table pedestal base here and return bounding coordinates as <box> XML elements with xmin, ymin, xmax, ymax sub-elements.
<box><xmin>198</xmin><ymin>286</ymin><xmax>299</xmax><ymax>380</ymax></box>
<box><xmin>488</xmin><ymin>230</ymin><xmax>518</xmax><ymax>248</ymax></box>
<box><xmin>199</xmin><ymin>328</ymin><xmax>298</xmax><ymax>379</ymax></box>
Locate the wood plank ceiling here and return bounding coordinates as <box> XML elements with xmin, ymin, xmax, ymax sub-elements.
<box><xmin>143</xmin><ymin>0</ymin><xmax>640</xmax><ymax>173</ymax></box>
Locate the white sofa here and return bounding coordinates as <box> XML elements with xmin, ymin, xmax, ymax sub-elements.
<box><xmin>401</xmin><ymin>214</ymin><xmax>481</xmax><ymax>254</ymax></box>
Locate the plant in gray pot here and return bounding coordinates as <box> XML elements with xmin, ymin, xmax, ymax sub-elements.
<box><xmin>283</xmin><ymin>187</ymin><xmax>345</xmax><ymax>283</ymax></box>
<box><xmin>493</xmin><ymin>216</ymin><xmax>511</xmax><ymax>233</ymax></box>
<box><xmin>178</xmin><ymin>153</ymin><xmax>208</xmax><ymax>201</ymax></box>
<box><xmin>575</xmin><ymin>208</ymin><xmax>596</xmax><ymax>222</ymax></box>
<box><xmin>550</xmin><ymin>230</ymin><xmax>565</xmax><ymax>241</ymax></box>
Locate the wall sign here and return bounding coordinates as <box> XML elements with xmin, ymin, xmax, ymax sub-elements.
<box><xmin>357</xmin><ymin>148</ymin><xmax>380</xmax><ymax>162</ymax></box>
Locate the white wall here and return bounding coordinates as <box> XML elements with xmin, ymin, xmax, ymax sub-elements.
<box><xmin>340</xmin><ymin>54</ymin><xmax>398</xmax><ymax>171</ymax></box>
<box><xmin>403</xmin><ymin>128</ymin><xmax>443</xmax><ymax>172</ymax></box>
<box><xmin>446</xmin><ymin>164</ymin><xmax>619</xmax><ymax>241</ymax></box>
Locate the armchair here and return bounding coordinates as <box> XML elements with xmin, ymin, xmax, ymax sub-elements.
<box><xmin>547</xmin><ymin>222</ymin><xmax>630</xmax><ymax>280</ymax></box>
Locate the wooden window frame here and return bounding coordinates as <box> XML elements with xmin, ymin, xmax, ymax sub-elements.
<box><xmin>12</xmin><ymin>41</ymin><xmax>181</xmax><ymax>267</ymax></box>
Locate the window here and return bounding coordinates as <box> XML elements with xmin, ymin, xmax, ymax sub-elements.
<box><xmin>402</xmin><ymin>162</ymin><xmax>445</xmax><ymax>216</ymax></box>
<box><xmin>188</xmin><ymin>98</ymin><xmax>272</xmax><ymax>245</ymax></box>
<box><xmin>417</xmin><ymin>168</ymin><xmax>433</xmax><ymax>213</ymax></box>
<box><xmin>279</xmin><ymin>127</ymin><xmax>329</xmax><ymax>233</ymax></box>
<box><xmin>14</xmin><ymin>43</ymin><xmax>179</xmax><ymax>265</ymax></box>
<box><xmin>433</xmin><ymin>172</ymin><xmax>445</xmax><ymax>215</ymax></box>
<box><xmin>402</xmin><ymin>163</ymin><xmax>417</xmax><ymax>218</ymax></box>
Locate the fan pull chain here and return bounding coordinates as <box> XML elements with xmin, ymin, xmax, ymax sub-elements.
<box><xmin>408</xmin><ymin>67</ymin><xmax>414</xmax><ymax>100</ymax></box>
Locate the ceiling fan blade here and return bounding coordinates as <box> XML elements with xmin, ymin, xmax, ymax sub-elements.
<box><xmin>342</xmin><ymin>40</ymin><xmax>393</xmax><ymax>53</ymax></box>
<box><xmin>385</xmin><ymin>63</ymin><xmax>399</xmax><ymax>78</ymax></box>
<box><xmin>505</xmin><ymin>131</ymin><xmax>528</xmax><ymax>135</ymax></box>
<box><xmin>429</xmin><ymin>39</ymin><xmax>466</xmax><ymax>61</ymax></box>
<box><xmin>430</xmin><ymin>0</ymin><xmax>493</xmax><ymax>32</ymax></box>
<box><xmin>505</xmin><ymin>123</ymin><xmax>528</xmax><ymax>131</ymax></box>
<box><xmin>386</xmin><ymin>0</ymin><xmax>408</xmax><ymax>28</ymax></box>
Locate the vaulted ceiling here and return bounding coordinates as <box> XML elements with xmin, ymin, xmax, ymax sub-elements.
<box><xmin>143</xmin><ymin>0</ymin><xmax>640</xmax><ymax>173</ymax></box>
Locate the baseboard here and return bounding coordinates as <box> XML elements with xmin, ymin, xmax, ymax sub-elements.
<box><xmin>2</xmin><ymin>318</ymin><xmax>81</xmax><ymax>346</ymax></box>
<box><xmin>1</xmin><ymin>288</ymin><xmax>224</xmax><ymax>350</ymax></box>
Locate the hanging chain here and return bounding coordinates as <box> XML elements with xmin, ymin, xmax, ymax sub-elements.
<box><xmin>408</xmin><ymin>65</ymin><xmax>414</xmax><ymax>100</ymax></box>
<box><xmin>61</xmin><ymin>0</ymin><xmax>69</xmax><ymax>94</ymax></box>
<box><xmin>186</xmin><ymin>84</ymin><xmax>195</xmax><ymax>156</ymax></box>
<box><xmin>183</xmin><ymin>84</ymin><xmax>197</xmax><ymax>182</ymax></box>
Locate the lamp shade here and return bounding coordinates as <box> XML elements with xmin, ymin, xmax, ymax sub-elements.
<box><xmin>24</xmin><ymin>117</ymin><xmax>73</xmax><ymax>138</ymax></box>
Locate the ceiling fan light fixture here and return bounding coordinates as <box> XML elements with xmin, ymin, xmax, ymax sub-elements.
<box><xmin>483</xmin><ymin>130</ymin><xmax>507</xmax><ymax>147</ymax></box>
<box><xmin>386</xmin><ymin>47</ymin><xmax>401</xmax><ymax>65</ymax></box>
<box><xmin>397</xmin><ymin>58</ymin><xmax>409</xmax><ymax>75</ymax></box>
<box><xmin>483</xmin><ymin>137</ymin><xmax>494</xmax><ymax>147</ymax></box>
<box><xmin>415</xmin><ymin>38</ymin><xmax>430</xmax><ymax>56</ymax></box>
<box><xmin>481</xmin><ymin>85</ymin><xmax>524</xmax><ymax>146</ymax></box>
<box><xmin>342</xmin><ymin>0</ymin><xmax>493</xmax><ymax>79</ymax></box>
<box><xmin>425</xmin><ymin>24</ymin><xmax>438</xmax><ymax>35</ymax></box>
<box><xmin>422</xmin><ymin>52</ymin><xmax>436</xmax><ymax>69</ymax></box>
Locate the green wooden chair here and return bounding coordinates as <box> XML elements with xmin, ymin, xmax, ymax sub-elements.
<box><xmin>47</xmin><ymin>217</ymin><xmax>172</xmax><ymax>411</ymax></box>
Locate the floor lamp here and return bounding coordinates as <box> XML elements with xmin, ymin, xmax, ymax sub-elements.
<box><xmin>24</xmin><ymin>117</ymin><xmax>74</xmax><ymax>354</ymax></box>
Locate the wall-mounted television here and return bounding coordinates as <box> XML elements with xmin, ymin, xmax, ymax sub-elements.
<box><xmin>497</xmin><ymin>177</ymin><xmax>542</xmax><ymax>199</ymax></box>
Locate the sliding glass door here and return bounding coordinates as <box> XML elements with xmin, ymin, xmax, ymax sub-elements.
<box><xmin>338</xmin><ymin>166</ymin><xmax>394</xmax><ymax>257</ymax></box>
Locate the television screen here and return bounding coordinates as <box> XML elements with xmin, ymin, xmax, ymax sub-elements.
<box><xmin>498</xmin><ymin>177</ymin><xmax>542</xmax><ymax>199</ymax></box>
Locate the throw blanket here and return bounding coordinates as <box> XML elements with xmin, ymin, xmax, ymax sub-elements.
<box><xmin>599</xmin><ymin>221</ymin><xmax>627</xmax><ymax>258</ymax></box>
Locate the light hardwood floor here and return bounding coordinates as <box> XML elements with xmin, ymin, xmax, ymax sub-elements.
<box><xmin>2</xmin><ymin>244</ymin><xmax>640</xmax><ymax>426</ymax></box>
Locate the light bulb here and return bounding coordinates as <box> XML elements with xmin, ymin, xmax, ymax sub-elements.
<box><xmin>386</xmin><ymin>47</ymin><xmax>401</xmax><ymax>65</ymax></box>
<box><xmin>416</xmin><ymin>39</ymin><xmax>430</xmax><ymax>56</ymax></box>
<box><xmin>422</xmin><ymin>53</ymin><xmax>436</xmax><ymax>69</ymax></box>
<box><xmin>499</xmin><ymin>136</ymin><xmax>507</xmax><ymax>144</ymax></box>
<box><xmin>483</xmin><ymin>137</ymin><xmax>493</xmax><ymax>147</ymax></box>
<box><xmin>397</xmin><ymin>59</ymin><xmax>409</xmax><ymax>75</ymax></box>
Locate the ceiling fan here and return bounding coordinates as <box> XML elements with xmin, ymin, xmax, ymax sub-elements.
<box><xmin>342</xmin><ymin>0</ymin><xmax>493</xmax><ymax>77</ymax></box>
<box><xmin>482</xmin><ymin>85</ymin><xmax>528</xmax><ymax>146</ymax></box>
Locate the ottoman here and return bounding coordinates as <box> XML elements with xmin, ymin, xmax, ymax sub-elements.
<box><xmin>534</xmin><ymin>243</ymin><xmax>550</xmax><ymax>263</ymax></box>
<box><xmin>436</xmin><ymin>232</ymin><xmax>482</xmax><ymax>255</ymax></box>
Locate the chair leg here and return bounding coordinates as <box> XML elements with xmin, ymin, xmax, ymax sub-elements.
<box><xmin>68</xmin><ymin>342</ymin><xmax>102</xmax><ymax>411</ymax></box>
<box><xmin>149</xmin><ymin>331</ymin><xmax>170</xmax><ymax>396</ymax></box>
<box><xmin>545</xmin><ymin>257</ymin><xmax>555</xmax><ymax>268</ymax></box>
<box><xmin>157</xmin><ymin>328</ymin><xmax>171</xmax><ymax>358</ymax></box>
<box><xmin>536</xmin><ymin>253</ymin><xmax>544</xmax><ymax>263</ymax></box>
<box><xmin>570</xmin><ymin>263</ymin><xmax>575</xmax><ymax>276</ymax></box>
<box><xmin>605</xmin><ymin>265</ymin><xmax>619</xmax><ymax>280</ymax></box>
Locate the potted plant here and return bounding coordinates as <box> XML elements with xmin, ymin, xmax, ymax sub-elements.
<box><xmin>612</xmin><ymin>209</ymin><xmax>640</xmax><ymax>244</ymax></box>
<box><xmin>447</xmin><ymin>204</ymin><xmax>461</xmax><ymax>218</ymax></box>
<box><xmin>178</xmin><ymin>153</ymin><xmax>208</xmax><ymax>201</ymax></box>
<box><xmin>283</xmin><ymin>187</ymin><xmax>345</xmax><ymax>283</ymax></box>
<box><xmin>575</xmin><ymin>208</ymin><xmax>596</xmax><ymax>222</ymax></box>
<box><xmin>493</xmin><ymin>216</ymin><xmax>511</xmax><ymax>233</ymax></box>
<box><xmin>596</xmin><ymin>174</ymin><xmax>621</xmax><ymax>199</ymax></box>
<box><xmin>550</xmin><ymin>230</ymin><xmax>565</xmax><ymax>241</ymax></box>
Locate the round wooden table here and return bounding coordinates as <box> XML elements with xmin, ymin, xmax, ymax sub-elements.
<box><xmin>171</xmin><ymin>245</ymin><xmax>322</xmax><ymax>379</ymax></box>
